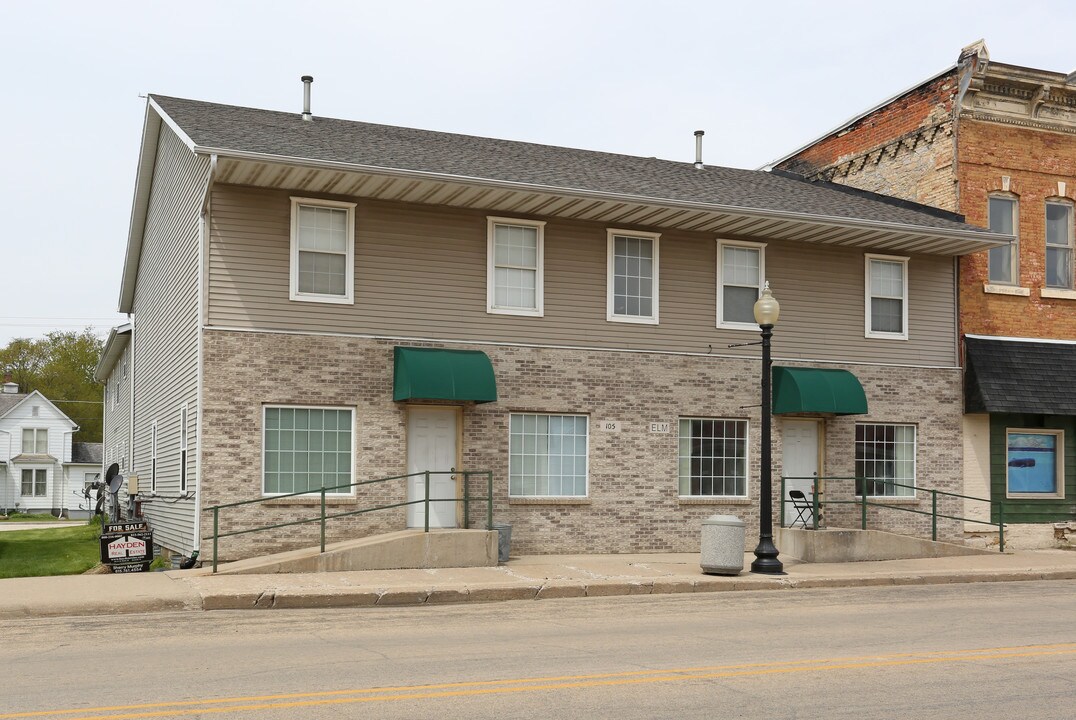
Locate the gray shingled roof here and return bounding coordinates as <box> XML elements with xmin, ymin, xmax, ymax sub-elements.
<box><xmin>965</xmin><ymin>336</ymin><xmax>1076</xmax><ymax>414</ymax></box>
<box><xmin>152</xmin><ymin>95</ymin><xmax>992</xmax><ymax>235</ymax></box>
<box><xmin>71</xmin><ymin>442</ymin><xmax>102</xmax><ymax>464</ymax></box>
<box><xmin>0</xmin><ymin>393</ymin><xmax>27</xmax><ymax>418</ymax></box>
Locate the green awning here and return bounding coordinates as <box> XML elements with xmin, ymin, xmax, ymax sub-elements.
<box><xmin>772</xmin><ymin>367</ymin><xmax>867</xmax><ymax>415</ymax></box>
<box><xmin>393</xmin><ymin>347</ymin><xmax>497</xmax><ymax>403</ymax></box>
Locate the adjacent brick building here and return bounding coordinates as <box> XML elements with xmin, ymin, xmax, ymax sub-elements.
<box><xmin>775</xmin><ymin>41</ymin><xmax>1076</xmax><ymax>547</ymax></box>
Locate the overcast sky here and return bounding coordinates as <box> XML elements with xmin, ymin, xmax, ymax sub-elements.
<box><xmin>2</xmin><ymin>0</ymin><xmax>1074</xmax><ymax>346</ymax></box>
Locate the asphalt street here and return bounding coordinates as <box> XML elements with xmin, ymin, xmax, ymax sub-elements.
<box><xmin>2</xmin><ymin>580</ymin><xmax>1074</xmax><ymax>719</ymax></box>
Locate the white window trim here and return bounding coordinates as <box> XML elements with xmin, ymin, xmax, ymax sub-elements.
<box><xmin>150</xmin><ymin>420</ymin><xmax>157</xmax><ymax>493</ymax></box>
<box><xmin>1045</xmin><ymin>199</ymin><xmax>1075</xmax><ymax>290</ymax></box>
<box><xmin>606</xmin><ymin>229</ymin><xmax>660</xmax><ymax>324</ymax></box>
<box><xmin>864</xmin><ymin>253</ymin><xmax>910</xmax><ymax>341</ymax></box>
<box><xmin>987</xmin><ymin>193</ymin><xmax>1019</xmax><ymax>286</ymax></box>
<box><xmin>1005</xmin><ymin>428</ymin><xmax>1065</xmax><ymax>500</ymax></box>
<box><xmin>854</xmin><ymin>422</ymin><xmax>917</xmax><ymax>499</ymax></box>
<box><xmin>261</xmin><ymin>405</ymin><xmax>357</xmax><ymax>497</ymax></box>
<box><xmin>22</xmin><ymin>428</ymin><xmax>48</xmax><ymax>455</ymax></box>
<box><xmin>507</xmin><ymin>412</ymin><xmax>590</xmax><ymax>499</ymax></box>
<box><xmin>486</xmin><ymin>216</ymin><xmax>546</xmax><ymax>317</ymax></box>
<box><xmin>289</xmin><ymin>197</ymin><xmax>357</xmax><ymax>305</ymax></box>
<box><xmin>20</xmin><ymin>467</ymin><xmax>49</xmax><ymax>497</ymax></box>
<box><xmin>677</xmin><ymin>417</ymin><xmax>750</xmax><ymax>499</ymax></box>
<box><xmin>179</xmin><ymin>404</ymin><xmax>188</xmax><ymax>493</ymax></box>
<box><xmin>716</xmin><ymin>239</ymin><xmax>767</xmax><ymax>330</ymax></box>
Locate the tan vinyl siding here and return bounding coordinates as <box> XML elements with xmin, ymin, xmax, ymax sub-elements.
<box><xmin>130</xmin><ymin>126</ymin><xmax>210</xmax><ymax>554</ymax></box>
<box><xmin>208</xmin><ymin>185</ymin><xmax>958</xmax><ymax>367</ymax></box>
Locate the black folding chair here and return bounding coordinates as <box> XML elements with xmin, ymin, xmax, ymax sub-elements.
<box><xmin>788</xmin><ymin>490</ymin><xmax>815</xmax><ymax>528</ymax></box>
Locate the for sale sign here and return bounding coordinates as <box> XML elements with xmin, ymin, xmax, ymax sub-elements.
<box><xmin>100</xmin><ymin>526</ymin><xmax>153</xmax><ymax>572</ymax></box>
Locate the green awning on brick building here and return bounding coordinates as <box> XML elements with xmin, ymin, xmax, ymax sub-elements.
<box><xmin>393</xmin><ymin>347</ymin><xmax>497</xmax><ymax>403</ymax></box>
<box><xmin>772</xmin><ymin>367</ymin><xmax>867</xmax><ymax>415</ymax></box>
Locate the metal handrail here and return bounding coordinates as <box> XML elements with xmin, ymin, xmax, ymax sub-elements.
<box><xmin>202</xmin><ymin>470</ymin><xmax>494</xmax><ymax>572</ymax></box>
<box><xmin>780</xmin><ymin>475</ymin><xmax>1006</xmax><ymax>552</ymax></box>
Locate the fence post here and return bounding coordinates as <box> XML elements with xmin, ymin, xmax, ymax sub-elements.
<box><xmin>463</xmin><ymin>471</ymin><xmax>470</xmax><ymax>530</ymax></box>
<box><xmin>424</xmin><ymin>471</ymin><xmax>430</xmax><ymax>533</ymax></box>
<box><xmin>212</xmin><ymin>507</ymin><xmax>219</xmax><ymax>574</ymax></box>
<box><xmin>486</xmin><ymin>471</ymin><xmax>493</xmax><ymax>530</ymax></box>
<box><xmin>859</xmin><ymin>479</ymin><xmax>867</xmax><ymax>530</ymax></box>
<box><xmin>780</xmin><ymin>476</ymin><xmax>786</xmax><ymax>528</ymax></box>
<box><xmin>998</xmin><ymin>501</ymin><xmax>1005</xmax><ymax>553</ymax></box>
<box><xmin>931</xmin><ymin>490</ymin><xmax>937</xmax><ymax>541</ymax></box>
<box><xmin>812</xmin><ymin>476</ymin><xmax>819</xmax><ymax>530</ymax></box>
<box><xmin>320</xmin><ymin>487</ymin><xmax>326</xmax><ymax>553</ymax></box>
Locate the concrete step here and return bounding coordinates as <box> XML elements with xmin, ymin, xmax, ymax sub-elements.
<box><xmin>776</xmin><ymin>527</ymin><xmax>1000</xmax><ymax>563</ymax></box>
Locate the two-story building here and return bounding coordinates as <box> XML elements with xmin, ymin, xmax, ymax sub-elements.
<box><xmin>773</xmin><ymin>41</ymin><xmax>1076</xmax><ymax>548</ymax></box>
<box><xmin>96</xmin><ymin>89</ymin><xmax>1008</xmax><ymax>562</ymax></box>
<box><xmin>0</xmin><ymin>381</ymin><xmax>101</xmax><ymax>517</ymax></box>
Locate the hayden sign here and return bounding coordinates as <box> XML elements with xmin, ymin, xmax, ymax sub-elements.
<box><xmin>100</xmin><ymin>522</ymin><xmax>153</xmax><ymax>573</ymax></box>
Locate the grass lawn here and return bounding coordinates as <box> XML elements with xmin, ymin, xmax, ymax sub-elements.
<box><xmin>0</xmin><ymin>512</ymin><xmax>61</xmax><ymax>522</ymax></box>
<box><xmin>0</xmin><ymin>523</ymin><xmax>101</xmax><ymax>578</ymax></box>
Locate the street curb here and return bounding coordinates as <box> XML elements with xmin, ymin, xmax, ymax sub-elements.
<box><xmin>182</xmin><ymin>569</ymin><xmax>1076</xmax><ymax>613</ymax></box>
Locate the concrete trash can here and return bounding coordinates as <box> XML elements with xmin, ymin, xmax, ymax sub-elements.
<box><xmin>700</xmin><ymin>514</ymin><xmax>745</xmax><ymax>575</ymax></box>
<box><xmin>492</xmin><ymin>523</ymin><xmax>512</xmax><ymax>563</ymax></box>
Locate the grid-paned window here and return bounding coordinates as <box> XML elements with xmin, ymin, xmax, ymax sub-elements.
<box><xmin>509</xmin><ymin>414</ymin><xmax>588</xmax><ymax>497</ymax></box>
<box><xmin>855</xmin><ymin>424</ymin><xmax>916</xmax><ymax>497</ymax></box>
<box><xmin>179</xmin><ymin>405</ymin><xmax>188</xmax><ymax>493</ymax></box>
<box><xmin>150</xmin><ymin>421</ymin><xmax>157</xmax><ymax>493</ymax></box>
<box><xmin>866</xmin><ymin>255</ymin><xmax>908</xmax><ymax>339</ymax></box>
<box><xmin>263</xmin><ymin>407</ymin><xmax>353</xmax><ymax>495</ymax></box>
<box><xmin>22</xmin><ymin>428</ymin><xmax>47</xmax><ymax>454</ymax></box>
<box><xmin>608</xmin><ymin>231</ymin><xmax>659</xmax><ymax>322</ymax></box>
<box><xmin>488</xmin><ymin>218</ymin><xmax>544</xmax><ymax>314</ymax></box>
<box><xmin>290</xmin><ymin>198</ymin><xmax>355</xmax><ymax>303</ymax></box>
<box><xmin>719</xmin><ymin>241</ymin><xmax>764</xmax><ymax>326</ymax></box>
<box><xmin>1046</xmin><ymin>201</ymin><xmax>1074</xmax><ymax>289</ymax></box>
<box><xmin>678</xmin><ymin>419</ymin><xmax>748</xmax><ymax>497</ymax></box>
<box><xmin>988</xmin><ymin>195</ymin><xmax>1018</xmax><ymax>284</ymax></box>
<box><xmin>21</xmin><ymin>469</ymin><xmax>46</xmax><ymax>497</ymax></box>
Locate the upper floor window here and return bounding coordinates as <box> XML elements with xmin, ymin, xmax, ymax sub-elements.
<box><xmin>865</xmin><ymin>254</ymin><xmax>908</xmax><ymax>340</ymax></box>
<box><xmin>179</xmin><ymin>404</ymin><xmax>189</xmax><ymax>493</ymax></box>
<box><xmin>289</xmin><ymin>197</ymin><xmax>356</xmax><ymax>304</ymax></box>
<box><xmin>22</xmin><ymin>428</ymin><xmax>47</xmax><ymax>454</ymax></box>
<box><xmin>1046</xmin><ymin>200</ymin><xmax>1074</xmax><ymax>289</ymax></box>
<box><xmin>717</xmin><ymin>240</ymin><xmax>765</xmax><ymax>328</ymax></box>
<box><xmin>607</xmin><ymin>230</ymin><xmax>659</xmax><ymax>324</ymax></box>
<box><xmin>988</xmin><ymin>195</ymin><xmax>1018</xmax><ymax>285</ymax></box>
<box><xmin>487</xmin><ymin>217</ymin><xmax>545</xmax><ymax>316</ymax></box>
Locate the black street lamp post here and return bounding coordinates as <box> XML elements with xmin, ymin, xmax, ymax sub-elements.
<box><xmin>750</xmin><ymin>282</ymin><xmax>784</xmax><ymax>575</ymax></box>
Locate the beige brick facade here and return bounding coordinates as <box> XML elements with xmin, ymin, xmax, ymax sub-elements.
<box><xmin>201</xmin><ymin>328</ymin><xmax>964</xmax><ymax>560</ymax></box>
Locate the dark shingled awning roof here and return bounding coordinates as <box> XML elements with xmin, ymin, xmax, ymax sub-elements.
<box><xmin>965</xmin><ymin>336</ymin><xmax>1076</xmax><ymax>414</ymax></box>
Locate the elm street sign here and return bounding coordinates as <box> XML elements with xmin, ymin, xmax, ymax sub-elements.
<box><xmin>100</xmin><ymin>521</ymin><xmax>153</xmax><ymax>573</ymax></box>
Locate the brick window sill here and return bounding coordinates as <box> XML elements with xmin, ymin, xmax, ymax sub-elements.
<box><xmin>261</xmin><ymin>496</ymin><xmax>359</xmax><ymax>507</ymax></box>
<box><xmin>983</xmin><ymin>283</ymin><xmax>1030</xmax><ymax>296</ymax></box>
<box><xmin>858</xmin><ymin>496</ymin><xmax>920</xmax><ymax>505</ymax></box>
<box><xmin>679</xmin><ymin>496</ymin><xmax>752</xmax><ymax>505</ymax></box>
<box><xmin>509</xmin><ymin>497</ymin><xmax>591</xmax><ymax>506</ymax></box>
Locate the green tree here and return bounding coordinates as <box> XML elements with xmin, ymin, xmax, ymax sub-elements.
<box><xmin>0</xmin><ymin>330</ymin><xmax>104</xmax><ymax>443</ymax></box>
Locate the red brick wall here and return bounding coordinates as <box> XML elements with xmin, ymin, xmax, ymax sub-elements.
<box><xmin>778</xmin><ymin>72</ymin><xmax>958</xmax><ymax>175</ymax></box>
<box><xmin>958</xmin><ymin>120</ymin><xmax>1076</xmax><ymax>339</ymax></box>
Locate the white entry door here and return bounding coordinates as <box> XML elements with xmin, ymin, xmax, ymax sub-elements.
<box><xmin>407</xmin><ymin>407</ymin><xmax>458</xmax><ymax>528</ymax></box>
<box><xmin>782</xmin><ymin>419</ymin><xmax>820</xmax><ymax>526</ymax></box>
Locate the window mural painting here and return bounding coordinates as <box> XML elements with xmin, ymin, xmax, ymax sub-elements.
<box><xmin>1006</xmin><ymin>432</ymin><xmax>1059</xmax><ymax>494</ymax></box>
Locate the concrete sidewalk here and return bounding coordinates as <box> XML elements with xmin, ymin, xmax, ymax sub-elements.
<box><xmin>3</xmin><ymin>549</ymin><xmax>1076</xmax><ymax>619</ymax></box>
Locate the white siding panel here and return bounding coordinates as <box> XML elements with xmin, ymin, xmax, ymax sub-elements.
<box><xmin>207</xmin><ymin>186</ymin><xmax>958</xmax><ymax>366</ymax></box>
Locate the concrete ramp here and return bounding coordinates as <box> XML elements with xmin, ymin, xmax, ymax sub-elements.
<box><xmin>209</xmin><ymin>529</ymin><xmax>498</xmax><ymax>575</ymax></box>
<box><xmin>776</xmin><ymin>528</ymin><xmax>998</xmax><ymax>563</ymax></box>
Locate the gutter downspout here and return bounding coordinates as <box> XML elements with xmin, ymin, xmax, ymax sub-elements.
<box><xmin>193</xmin><ymin>153</ymin><xmax>217</xmax><ymax>554</ymax></box>
<box><xmin>0</xmin><ymin>430</ymin><xmax>10</xmax><ymax>514</ymax></box>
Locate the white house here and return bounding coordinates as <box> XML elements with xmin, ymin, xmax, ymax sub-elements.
<box><xmin>0</xmin><ymin>382</ymin><xmax>101</xmax><ymax>517</ymax></box>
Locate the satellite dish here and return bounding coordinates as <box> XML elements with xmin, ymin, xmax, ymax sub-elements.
<box><xmin>105</xmin><ymin>463</ymin><xmax>123</xmax><ymax>494</ymax></box>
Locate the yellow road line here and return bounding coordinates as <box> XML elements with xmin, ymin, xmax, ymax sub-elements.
<box><xmin>5</xmin><ymin>642</ymin><xmax>1075</xmax><ymax>720</ymax></box>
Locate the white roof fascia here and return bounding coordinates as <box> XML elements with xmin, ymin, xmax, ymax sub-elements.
<box><xmin>758</xmin><ymin>65</ymin><xmax>958</xmax><ymax>171</ymax></box>
<box><xmin>965</xmin><ymin>334</ymin><xmax>1076</xmax><ymax>346</ymax></box>
<box><xmin>93</xmin><ymin>324</ymin><xmax>132</xmax><ymax>383</ymax></box>
<box><xmin>0</xmin><ymin>390</ymin><xmax>79</xmax><ymax>429</ymax></box>
<box><xmin>204</xmin><ymin>146</ymin><xmax>1009</xmax><ymax>251</ymax></box>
